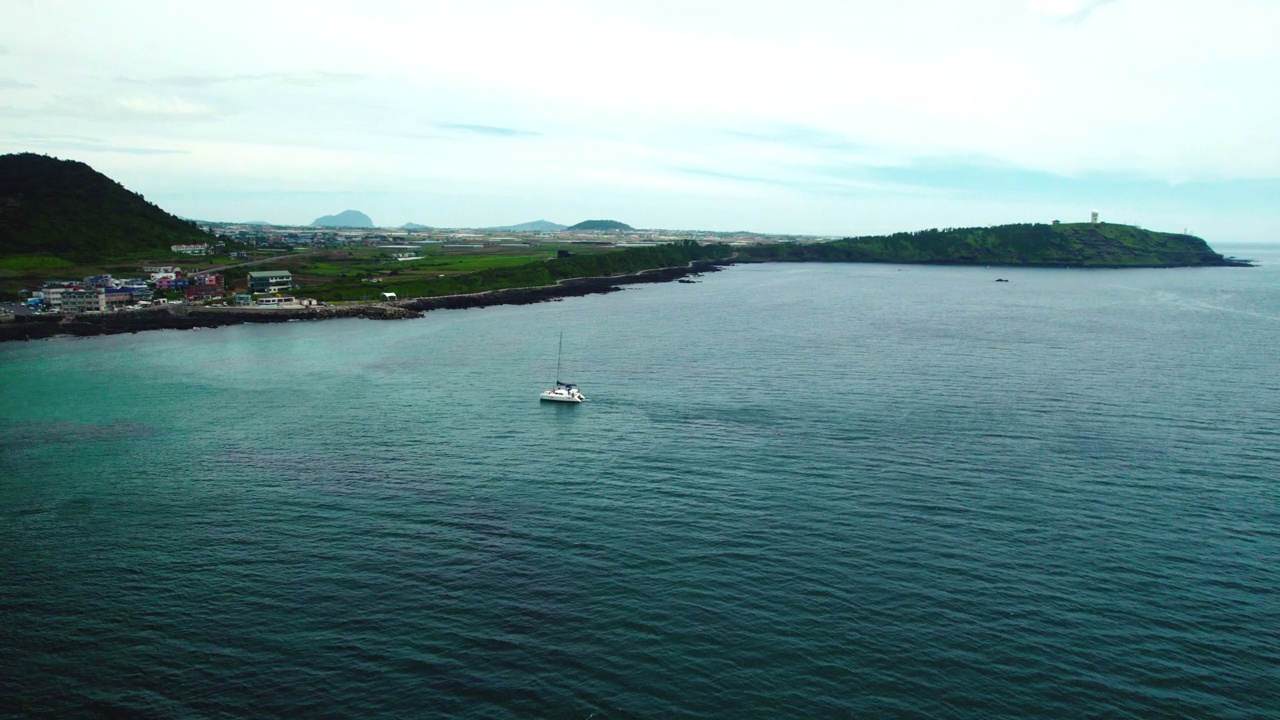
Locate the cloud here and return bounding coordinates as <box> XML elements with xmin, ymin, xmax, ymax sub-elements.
<box><xmin>115</xmin><ymin>96</ymin><xmax>216</xmax><ymax>118</ymax></box>
<box><xmin>434</xmin><ymin>122</ymin><xmax>540</xmax><ymax>138</ymax></box>
<box><xmin>676</xmin><ymin>166</ymin><xmax>796</xmax><ymax>188</ymax></box>
<box><xmin>719</xmin><ymin>124</ymin><xmax>864</xmax><ymax>152</ymax></box>
<box><xmin>1</xmin><ymin>132</ymin><xmax>187</xmax><ymax>156</ymax></box>
<box><xmin>3</xmin><ymin>0</ymin><xmax>1274</xmax><ymax>240</ymax></box>
<box><xmin>0</xmin><ymin>78</ymin><xmax>36</xmax><ymax>89</ymax></box>
<box><xmin>46</xmin><ymin>94</ymin><xmax>221</xmax><ymax>121</ymax></box>
<box><xmin>50</xmin><ymin>140</ymin><xmax>187</xmax><ymax>156</ymax></box>
<box><xmin>1029</xmin><ymin>0</ymin><xmax>1118</xmax><ymax>22</ymax></box>
<box><xmin>117</xmin><ymin>71</ymin><xmax>363</xmax><ymax>88</ymax></box>
<box><xmin>674</xmin><ymin>161</ymin><xmax>930</xmax><ymax>199</ymax></box>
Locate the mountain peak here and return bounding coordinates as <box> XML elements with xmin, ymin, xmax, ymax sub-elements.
<box><xmin>312</xmin><ymin>210</ymin><xmax>374</xmax><ymax>228</ymax></box>
<box><xmin>485</xmin><ymin>219</ymin><xmax>567</xmax><ymax>232</ymax></box>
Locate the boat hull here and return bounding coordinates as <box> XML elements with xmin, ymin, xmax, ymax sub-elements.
<box><xmin>540</xmin><ymin>390</ymin><xmax>584</xmax><ymax>403</ymax></box>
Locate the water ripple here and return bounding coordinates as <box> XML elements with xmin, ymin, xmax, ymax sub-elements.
<box><xmin>3</xmin><ymin>259</ymin><xmax>1279</xmax><ymax>718</ymax></box>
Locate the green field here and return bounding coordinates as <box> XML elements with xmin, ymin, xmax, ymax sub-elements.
<box><xmin>290</xmin><ymin>241</ymin><xmax>731</xmax><ymax>301</ymax></box>
<box><xmin>0</xmin><ymin>255</ymin><xmax>92</xmax><ymax>298</ymax></box>
<box><xmin>286</xmin><ymin>248</ymin><xmax>560</xmax><ymax>279</ymax></box>
<box><xmin>0</xmin><ymin>255</ymin><xmax>77</xmax><ymax>275</ymax></box>
<box><xmin>265</xmin><ymin>245</ymin><xmax>624</xmax><ymax>297</ymax></box>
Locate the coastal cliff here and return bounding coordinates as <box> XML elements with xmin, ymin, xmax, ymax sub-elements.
<box><xmin>0</xmin><ymin>303</ymin><xmax>417</xmax><ymax>341</ymax></box>
<box><xmin>0</xmin><ymin>261</ymin><xmax>724</xmax><ymax>342</ymax></box>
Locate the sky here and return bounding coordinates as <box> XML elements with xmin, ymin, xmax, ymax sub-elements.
<box><xmin>2</xmin><ymin>0</ymin><xmax>1278</xmax><ymax>241</ymax></box>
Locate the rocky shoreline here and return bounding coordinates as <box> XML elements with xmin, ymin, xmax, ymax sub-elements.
<box><xmin>0</xmin><ymin>260</ymin><xmax>727</xmax><ymax>342</ymax></box>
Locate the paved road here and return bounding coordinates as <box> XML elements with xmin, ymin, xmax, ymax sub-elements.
<box><xmin>192</xmin><ymin>252</ymin><xmax>320</xmax><ymax>275</ymax></box>
<box><xmin>0</xmin><ymin>302</ymin><xmax>38</xmax><ymax>316</ymax></box>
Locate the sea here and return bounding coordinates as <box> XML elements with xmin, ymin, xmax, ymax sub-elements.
<box><xmin>2</xmin><ymin>249</ymin><xmax>1277</xmax><ymax>719</ymax></box>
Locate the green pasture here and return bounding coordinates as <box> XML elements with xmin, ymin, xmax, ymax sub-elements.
<box><xmin>0</xmin><ymin>255</ymin><xmax>77</xmax><ymax>276</ymax></box>
<box><xmin>293</xmin><ymin>241</ymin><xmax>731</xmax><ymax>302</ymax></box>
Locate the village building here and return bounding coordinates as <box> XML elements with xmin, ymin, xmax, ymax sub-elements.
<box><xmin>60</xmin><ymin>288</ymin><xmax>106</xmax><ymax>313</ymax></box>
<box><xmin>35</xmin><ymin>283</ymin><xmax>77</xmax><ymax>310</ymax></box>
<box><xmin>255</xmin><ymin>295</ymin><xmax>297</xmax><ymax>308</ymax></box>
<box><xmin>104</xmin><ymin>288</ymin><xmax>134</xmax><ymax>310</ymax></box>
<box><xmin>186</xmin><ymin>273</ymin><xmax>225</xmax><ymax>302</ymax></box>
<box><xmin>247</xmin><ymin>270</ymin><xmax>292</xmax><ymax>293</ymax></box>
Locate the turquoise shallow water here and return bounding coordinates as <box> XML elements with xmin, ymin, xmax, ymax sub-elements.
<box><xmin>2</xmin><ymin>251</ymin><xmax>1278</xmax><ymax>719</ymax></box>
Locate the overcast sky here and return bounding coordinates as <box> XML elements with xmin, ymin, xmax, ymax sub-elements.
<box><xmin>2</xmin><ymin>0</ymin><xmax>1277</xmax><ymax>240</ymax></box>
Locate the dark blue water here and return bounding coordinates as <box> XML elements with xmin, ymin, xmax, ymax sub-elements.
<box><xmin>3</xmin><ymin>251</ymin><xmax>1278</xmax><ymax>719</ymax></box>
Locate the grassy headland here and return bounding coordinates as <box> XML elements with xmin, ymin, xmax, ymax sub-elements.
<box><xmin>740</xmin><ymin>223</ymin><xmax>1245</xmax><ymax>267</ymax></box>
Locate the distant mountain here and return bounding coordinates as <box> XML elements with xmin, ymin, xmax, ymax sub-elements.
<box><xmin>567</xmin><ymin>219</ymin><xmax>632</xmax><ymax>231</ymax></box>
<box><xmin>312</xmin><ymin>210</ymin><xmax>374</xmax><ymax>228</ymax></box>
<box><xmin>485</xmin><ymin>220</ymin><xmax>567</xmax><ymax>232</ymax></box>
<box><xmin>402</xmin><ymin>222</ymin><xmax>433</xmax><ymax>230</ymax></box>
<box><xmin>0</xmin><ymin>152</ymin><xmax>215</xmax><ymax>261</ymax></box>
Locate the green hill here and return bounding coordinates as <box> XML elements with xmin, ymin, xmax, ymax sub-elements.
<box><xmin>743</xmin><ymin>223</ymin><xmax>1241</xmax><ymax>267</ymax></box>
<box><xmin>567</xmin><ymin>219</ymin><xmax>633</xmax><ymax>231</ymax></box>
<box><xmin>0</xmin><ymin>153</ymin><xmax>214</xmax><ymax>262</ymax></box>
<box><xmin>485</xmin><ymin>220</ymin><xmax>568</xmax><ymax>232</ymax></box>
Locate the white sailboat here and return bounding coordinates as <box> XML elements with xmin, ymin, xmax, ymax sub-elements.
<box><xmin>540</xmin><ymin>332</ymin><xmax>585</xmax><ymax>403</ymax></box>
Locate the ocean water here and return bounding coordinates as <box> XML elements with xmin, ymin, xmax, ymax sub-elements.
<box><xmin>2</xmin><ymin>250</ymin><xmax>1278</xmax><ymax>719</ymax></box>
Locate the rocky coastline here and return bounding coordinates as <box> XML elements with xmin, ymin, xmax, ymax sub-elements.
<box><xmin>0</xmin><ymin>260</ymin><xmax>727</xmax><ymax>343</ymax></box>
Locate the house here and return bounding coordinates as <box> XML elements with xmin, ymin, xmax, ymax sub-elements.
<box><xmin>190</xmin><ymin>273</ymin><xmax>223</xmax><ymax>287</ymax></box>
<box><xmin>187</xmin><ymin>273</ymin><xmax>223</xmax><ymax>295</ymax></box>
<box><xmin>83</xmin><ymin>274</ymin><xmax>119</xmax><ymax>289</ymax></box>
<box><xmin>186</xmin><ymin>285</ymin><xmax>223</xmax><ymax>302</ymax></box>
<box><xmin>247</xmin><ymin>271</ymin><xmax>292</xmax><ymax>293</ymax></box>
<box><xmin>154</xmin><ymin>276</ymin><xmax>188</xmax><ymax>290</ymax></box>
<box><xmin>185</xmin><ymin>273</ymin><xmax>224</xmax><ymax>301</ymax></box>
<box><xmin>171</xmin><ymin>243</ymin><xmax>211</xmax><ymax>255</ymax></box>
<box><xmin>381</xmin><ymin>292</ymin><xmax>397</xmax><ymax>300</ymax></box>
<box><xmin>36</xmin><ymin>283</ymin><xmax>78</xmax><ymax>311</ymax></box>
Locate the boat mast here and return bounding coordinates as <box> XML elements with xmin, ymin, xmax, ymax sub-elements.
<box><xmin>556</xmin><ymin>330</ymin><xmax>563</xmax><ymax>383</ymax></box>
